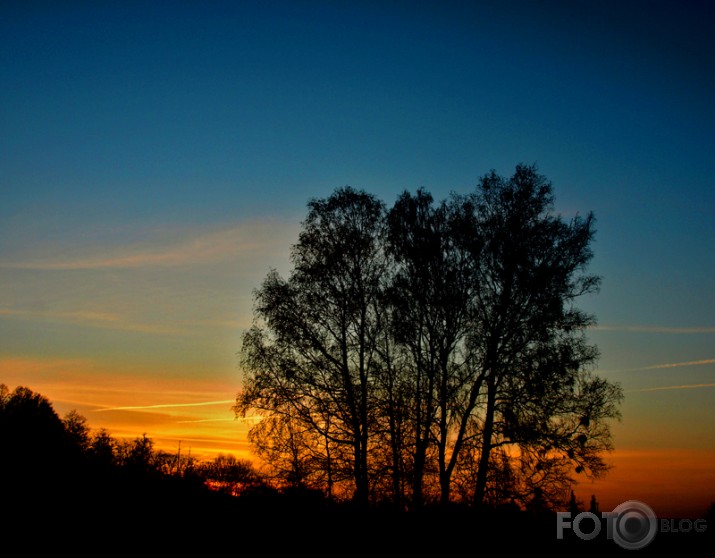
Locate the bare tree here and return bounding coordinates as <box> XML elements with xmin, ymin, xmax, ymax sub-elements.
<box><xmin>384</xmin><ymin>189</ymin><xmax>474</xmax><ymax>507</ymax></box>
<box><xmin>461</xmin><ymin>164</ymin><xmax>621</xmax><ymax>506</ymax></box>
<box><xmin>236</xmin><ymin>186</ymin><xmax>388</xmax><ymax>507</ymax></box>
<box><xmin>235</xmin><ymin>166</ymin><xmax>622</xmax><ymax>510</ymax></box>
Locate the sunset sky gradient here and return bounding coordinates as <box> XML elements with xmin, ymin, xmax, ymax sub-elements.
<box><xmin>1</xmin><ymin>0</ymin><xmax>713</xmax><ymax>518</ymax></box>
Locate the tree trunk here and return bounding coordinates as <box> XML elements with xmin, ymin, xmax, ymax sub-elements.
<box><xmin>474</xmin><ymin>375</ymin><xmax>496</xmax><ymax>506</ymax></box>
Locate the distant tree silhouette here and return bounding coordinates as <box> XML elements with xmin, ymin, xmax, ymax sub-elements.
<box><xmin>236</xmin><ymin>165</ymin><xmax>623</xmax><ymax>510</ymax></box>
<box><xmin>63</xmin><ymin>409</ymin><xmax>91</xmax><ymax>452</ymax></box>
<box><xmin>245</xmin><ymin>412</ymin><xmax>344</xmax><ymax>495</ymax></box>
<box><xmin>0</xmin><ymin>384</ymin><xmax>68</xmax><ymax>455</ymax></box>
<box><xmin>1</xmin><ymin>386</ymin><xmax>72</xmax><ymax>469</ymax></box>
<box><xmin>87</xmin><ymin>427</ymin><xmax>117</xmax><ymax>467</ymax></box>
<box><xmin>196</xmin><ymin>454</ymin><xmax>263</xmax><ymax>496</ymax></box>
<box><xmin>117</xmin><ymin>433</ymin><xmax>160</xmax><ymax>476</ymax></box>
<box><xmin>0</xmin><ymin>384</ymin><xmax>97</xmax><ymax>519</ymax></box>
<box><xmin>0</xmin><ymin>384</ymin><xmax>272</xmax><ymax>540</ymax></box>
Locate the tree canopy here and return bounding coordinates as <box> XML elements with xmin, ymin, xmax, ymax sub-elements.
<box><xmin>236</xmin><ymin>164</ymin><xmax>623</xmax><ymax>510</ymax></box>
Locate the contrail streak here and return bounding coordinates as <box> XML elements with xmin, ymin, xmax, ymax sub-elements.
<box><xmin>628</xmin><ymin>383</ymin><xmax>715</xmax><ymax>393</ymax></box>
<box><xmin>593</xmin><ymin>325</ymin><xmax>715</xmax><ymax>334</ymax></box>
<box><xmin>606</xmin><ymin>358</ymin><xmax>715</xmax><ymax>373</ymax></box>
<box><xmin>176</xmin><ymin>418</ymin><xmax>238</xmax><ymax>424</ymax></box>
<box><xmin>95</xmin><ymin>399</ymin><xmax>235</xmax><ymax>412</ymax></box>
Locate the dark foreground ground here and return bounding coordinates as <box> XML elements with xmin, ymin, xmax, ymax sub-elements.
<box><xmin>6</xmin><ymin>481</ymin><xmax>712</xmax><ymax>555</ymax></box>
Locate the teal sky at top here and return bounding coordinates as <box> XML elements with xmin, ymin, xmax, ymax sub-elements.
<box><xmin>2</xmin><ymin>1</ymin><xmax>714</xmax><ymax>369</ymax></box>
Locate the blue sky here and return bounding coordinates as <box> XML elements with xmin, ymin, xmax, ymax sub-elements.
<box><xmin>1</xmin><ymin>0</ymin><xmax>714</xmax><ymax>516</ymax></box>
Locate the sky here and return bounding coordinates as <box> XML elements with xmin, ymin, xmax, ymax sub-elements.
<box><xmin>1</xmin><ymin>0</ymin><xmax>713</xmax><ymax>519</ymax></box>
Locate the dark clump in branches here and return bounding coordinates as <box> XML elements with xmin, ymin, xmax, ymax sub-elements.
<box><xmin>235</xmin><ymin>163</ymin><xmax>623</xmax><ymax>511</ymax></box>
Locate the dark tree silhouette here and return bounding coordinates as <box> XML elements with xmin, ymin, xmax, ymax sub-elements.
<box><xmin>0</xmin><ymin>383</ymin><xmax>101</xmax><ymax>527</ymax></box>
<box><xmin>1</xmin><ymin>385</ymin><xmax>74</xmax><ymax>476</ymax></box>
<box><xmin>195</xmin><ymin>453</ymin><xmax>263</xmax><ymax>496</ymax></box>
<box><xmin>384</xmin><ymin>188</ymin><xmax>474</xmax><ymax>507</ymax></box>
<box><xmin>87</xmin><ymin>427</ymin><xmax>117</xmax><ymax>472</ymax></box>
<box><xmin>0</xmin><ymin>384</ymin><xmax>273</xmax><ymax>545</ymax></box>
<box><xmin>63</xmin><ymin>409</ymin><xmax>91</xmax><ymax>452</ymax></box>
<box><xmin>462</xmin><ymin>165</ymin><xmax>622</xmax><ymax>506</ymax></box>
<box><xmin>118</xmin><ymin>433</ymin><xmax>158</xmax><ymax>474</ymax></box>
<box><xmin>236</xmin><ymin>186</ymin><xmax>389</xmax><ymax>507</ymax></box>
<box><xmin>236</xmin><ymin>165</ymin><xmax>622</xmax><ymax>510</ymax></box>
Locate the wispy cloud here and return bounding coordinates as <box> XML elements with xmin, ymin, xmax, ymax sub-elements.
<box><xmin>0</xmin><ymin>356</ymin><xmax>239</xmax><ymax>404</ymax></box>
<box><xmin>606</xmin><ymin>358</ymin><xmax>715</xmax><ymax>373</ymax></box>
<box><xmin>176</xmin><ymin>418</ymin><xmax>239</xmax><ymax>424</ymax></box>
<box><xmin>95</xmin><ymin>400</ymin><xmax>235</xmax><ymax>412</ymax></box>
<box><xmin>0</xmin><ymin>307</ymin><xmax>192</xmax><ymax>336</ymax></box>
<box><xmin>627</xmin><ymin>383</ymin><xmax>715</xmax><ymax>393</ymax></box>
<box><xmin>593</xmin><ymin>325</ymin><xmax>715</xmax><ymax>334</ymax></box>
<box><xmin>176</xmin><ymin>415</ymin><xmax>263</xmax><ymax>424</ymax></box>
<box><xmin>0</xmin><ymin>308</ymin><xmax>121</xmax><ymax>323</ymax></box>
<box><xmin>0</xmin><ymin>220</ymin><xmax>295</xmax><ymax>271</ymax></box>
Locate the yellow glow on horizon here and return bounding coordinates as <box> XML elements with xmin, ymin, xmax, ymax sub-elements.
<box><xmin>0</xmin><ymin>355</ymin><xmax>250</xmax><ymax>461</ymax></box>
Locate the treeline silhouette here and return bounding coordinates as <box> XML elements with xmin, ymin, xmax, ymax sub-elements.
<box><xmin>0</xmin><ymin>384</ymin><xmax>320</xmax><ymax>533</ymax></box>
<box><xmin>0</xmin><ymin>382</ymin><xmax>560</xmax><ymax>548</ymax></box>
<box><xmin>2</xmin><ymin>386</ymin><xmax>712</xmax><ymax>552</ymax></box>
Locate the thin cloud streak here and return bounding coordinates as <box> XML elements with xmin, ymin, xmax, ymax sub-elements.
<box><xmin>627</xmin><ymin>383</ymin><xmax>715</xmax><ymax>393</ymax></box>
<box><xmin>0</xmin><ymin>307</ymin><xmax>250</xmax><ymax>337</ymax></box>
<box><xmin>593</xmin><ymin>325</ymin><xmax>715</xmax><ymax>334</ymax></box>
<box><xmin>0</xmin><ymin>221</ymin><xmax>295</xmax><ymax>271</ymax></box>
<box><xmin>0</xmin><ymin>308</ymin><xmax>121</xmax><ymax>323</ymax></box>
<box><xmin>94</xmin><ymin>400</ymin><xmax>236</xmax><ymax>412</ymax></box>
<box><xmin>176</xmin><ymin>418</ymin><xmax>239</xmax><ymax>424</ymax></box>
<box><xmin>0</xmin><ymin>307</ymin><xmax>193</xmax><ymax>336</ymax></box>
<box><xmin>604</xmin><ymin>358</ymin><xmax>715</xmax><ymax>373</ymax></box>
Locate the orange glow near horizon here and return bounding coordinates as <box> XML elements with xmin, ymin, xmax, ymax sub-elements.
<box><xmin>0</xmin><ymin>356</ymin><xmax>255</xmax><ymax>462</ymax></box>
<box><xmin>578</xmin><ymin>448</ymin><xmax>715</xmax><ymax>519</ymax></box>
<box><xmin>2</xmin><ymin>356</ymin><xmax>714</xmax><ymax>517</ymax></box>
